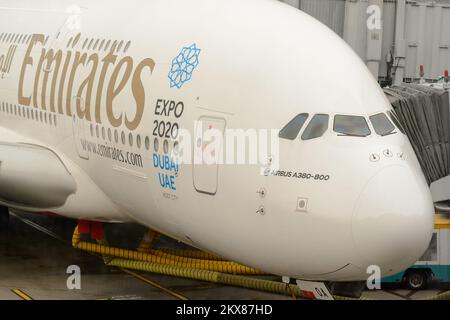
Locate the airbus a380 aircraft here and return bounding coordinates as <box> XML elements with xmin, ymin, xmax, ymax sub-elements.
<box><xmin>0</xmin><ymin>0</ymin><xmax>434</xmax><ymax>287</ymax></box>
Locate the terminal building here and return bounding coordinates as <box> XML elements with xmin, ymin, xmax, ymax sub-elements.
<box><xmin>279</xmin><ymin>0</ymin><xmax>450</xmax><ymax>84</ymax></box>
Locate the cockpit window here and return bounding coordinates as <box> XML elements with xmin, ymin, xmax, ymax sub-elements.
<box><xmin>301</xmin><ymin>114</ymin><xmax>329</xmax><ymax>140</ymax></box>
<box><xmin>279</xmin><ymin>113</ymin><xmax>309</xmax><ymax>140</ymax></box>
<box><xmin>333</xmin><ymin>115</ymin><xmax>371</xmax><ymax>137</ymax></box>
<box><xmin>370</xmin><ymin>113</ymin><xmax>396</xmax><ymax>136</ymax></box>
<box><xmin>387</xmin><ymin>110</ymin><xmax>406</xmax><ymax>134</ymax></box>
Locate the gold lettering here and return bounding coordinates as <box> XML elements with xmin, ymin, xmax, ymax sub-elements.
<box><xmin>34</xmin><ymin>49</ymin><xmax>62</xmax><ymax>111</ymax></box>
<box><xmin>58</xmin><ymin>51</ymin><xmax>72</xmax><ymax>115</ymax></box>
<box><xmin>95</xmin><ymin>51</ymin><xmax>117</xmax><ymax>124</ymax></box>
<box><xmin>128</xmin><ymin>58</ymin><xmax>155</xmax><ymax>130</ymax></box>
<box><xmin>106</xmin><ymin>57</ymin><xmax>133</xmax><ymax>127</ymax></box>
<box><xmin>18</xmin><ymin>33</ymin><xmax>153</xmax><ymax>131</ymax></box>
<box><xmin>19</xmin><ymin>34</ymin><xmax>44</xmax><ymax>106</ymax></box>
<box><xmin>76</xmin><ymin>54</ymin><xmax>99</xmax><ymax>121</ymax></box>
<box><xmin>66</xmin><ymin>52</ymin><xmax>87</xmax><ymax>116</ymax></box>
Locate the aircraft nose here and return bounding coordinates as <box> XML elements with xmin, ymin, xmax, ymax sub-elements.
<box><xmin>352</xmin><ymin>166</ymin><xmax>434</xmax><ymax>275</ymax></box>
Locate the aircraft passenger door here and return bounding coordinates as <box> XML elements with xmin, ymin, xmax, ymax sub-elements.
<box><xmin>193</xmin><ymin>117</ymin><xmax>226</xmax><ymax>195</ymax></box>
<box><xmin>71</xmin><ymin>97</ymin><xmax>89</xmax><ymax>160</ymax></box>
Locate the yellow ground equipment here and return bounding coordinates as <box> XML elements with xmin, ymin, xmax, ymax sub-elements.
<box><xmin>71</xmin><ymin>225</ymin><xmax>450</xmax><ymax>300</ymax></box>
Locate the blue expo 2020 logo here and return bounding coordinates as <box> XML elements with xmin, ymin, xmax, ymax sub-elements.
<box><xmin>168</xmin><ymin>44</ymin><xmax>201</xmax><ymax>89</ymax></box>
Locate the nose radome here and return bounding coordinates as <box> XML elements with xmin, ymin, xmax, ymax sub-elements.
<box><xmin>352</xmin><ymin>166</ymin><xmax>434</xmax><ymax>276</ymax></box>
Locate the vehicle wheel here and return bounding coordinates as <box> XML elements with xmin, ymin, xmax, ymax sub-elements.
<box><xmin>0</xmin><ymin>206</ymin><xmax>9</xmax><ymax>231</ymax></box>
<box><xmin>405</xmin><ymin>270</ymin><xmax>428</xmax><ymax>290</ymax></box>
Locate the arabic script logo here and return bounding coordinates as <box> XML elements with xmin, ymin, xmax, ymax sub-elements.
<box><xmin>168</xmin><ymin>44</ymin><xmax>201</xmax><ymax>89</ymax></box>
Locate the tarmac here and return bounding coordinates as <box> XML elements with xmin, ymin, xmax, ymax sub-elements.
<box><xmin>0</xmin><ymin>212</ymin><xmax>448</xmax><ymax>300</ymax></box>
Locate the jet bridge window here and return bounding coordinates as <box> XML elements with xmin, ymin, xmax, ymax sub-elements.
<box><xmin>301</xmin><ymin>114</ymin><xmax>329</xmax><ymax>140</ymax></box>
<box><xmin>333</xmin><ymin>115</ymin><xmax>371</xmax><ymax>137</ymax></box>
<box><xmin>279</xmin><ymin>113</ymin><xmax>309</xmax><ymax>140</ymax></box>
<box><xmin>370</xmin><ymin>113</ymin><xmax>396</xmax><ymax>136</ymax></box>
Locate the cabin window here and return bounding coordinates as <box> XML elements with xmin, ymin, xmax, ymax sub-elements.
<box><xmin>104</xmin><ymin>40</ymin><xmax>111</xmax><ymax>51</ymax></box>
<box><xmin>117</xmin><ymin>41</ymin><xmax>124</xmax><ymax>52</ymax></box>
<box><xmin>370</xmin><ymin>113</ymin><xmax>396</xmax><ymax>136</ymax></box>
<box><xmin>279</xmin><ymin>113</ymin><xmax>309</xmax><ymax>140</ymax></box>
<box><xmin>129</xmin><ymin>133</ymin><xmax>133</xmax><ymax>146</ymax></box>
<box><xmin>99</xmin><ymin>39</ymin><xmax>106</xmax><ymax>51</ymax></box>
<box><xmin>301</xmin><ymin>114</ymin><xmax>329</xmax><ymax>140</ymax></box>
<box><xmin>124</xmin><ymin>41</ymin><xmax>131</xmax><ymax>53</ymax></box>
<box><xmin>334</xmin><ymin>115</ymin><xmax>371</xmax><ymax>137</ymax></box>
<box><xmin>93</xmin><ymin>39</ymin><xmax>100</xmax><ymax>51</ymax></box>
<box><xmin>173</xmin><ymin>141</ymin><xmax>179</xmax><ymax>155</ymax></box>
<box><xmin>137</xmin><ymin>135</ymin><xmax>142</xmax><ymax>148</ymax></box>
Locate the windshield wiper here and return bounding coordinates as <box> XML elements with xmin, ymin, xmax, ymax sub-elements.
<box><xmin>337</xmin><ymin>133</ymin><xmax>367</xmax><ymax>137</ymax></box>
<box><xmin>381</xmin><ymin>131</ymin><xmax>397</xmax><ymax>137</ymax></box>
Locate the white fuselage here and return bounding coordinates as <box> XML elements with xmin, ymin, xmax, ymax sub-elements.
<box><xmin>0</xmin><ymin>0</ymin><xmax>435</xmax><ymax>281</ymax></box>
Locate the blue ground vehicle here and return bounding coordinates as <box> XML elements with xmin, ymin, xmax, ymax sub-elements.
<box><xmin>382</xmin><ymin>214</ymin><xmax>450</xmax><ymax>290</ymax></box>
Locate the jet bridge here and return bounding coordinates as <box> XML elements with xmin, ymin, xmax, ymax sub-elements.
<box><xmin>384</xmin><ymin>83</ymin><xmax>450</xmax><ymax>211</ymax></box>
